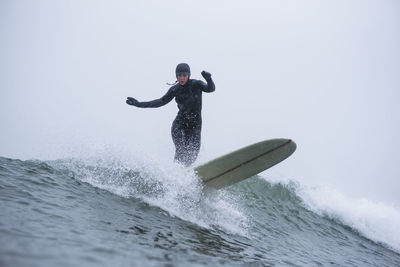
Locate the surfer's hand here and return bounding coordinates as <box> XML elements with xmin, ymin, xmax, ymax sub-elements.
<box><xmin>201</xmin><ymin>71</ymin><xmax>212</xmax><ymax>81</ymax></box>
<box><xmin>126</xmin><ymin>97</ymin><xmax>139</xmax><ymax>106</ymax></box>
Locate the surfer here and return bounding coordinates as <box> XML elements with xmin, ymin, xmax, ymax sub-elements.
<box><xmin>126</xmin><ymin>63</ymin><xmax>215</xmax><ymax>166</ymax></box>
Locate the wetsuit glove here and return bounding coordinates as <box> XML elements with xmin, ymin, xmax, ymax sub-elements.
<box><xmin>126</xmin><ymin>97</ymin><xmax>139</xmax><ymax>106</ymax></box>
<box><xmin>201</xmin><ymin>71</ymin><xmax>212</xmax><ymax>81</ymax></box>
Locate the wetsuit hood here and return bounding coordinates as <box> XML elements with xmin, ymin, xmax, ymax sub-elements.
<box><xmin>176</xmin><ymin>63</ymin><xmax>191</xmax><ymax>78</ymax></box>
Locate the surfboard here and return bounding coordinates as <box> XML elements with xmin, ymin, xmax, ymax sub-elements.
<box><xmin>194</xmin><ymin>139</ymin><xmax>296</xmax><ymax>189</ymax></box>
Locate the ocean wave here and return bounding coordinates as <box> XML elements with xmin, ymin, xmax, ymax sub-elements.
<box><xmin>2</xmin><ymin>155</ymin><xmax>399</xmax><ymax>261</ymax></box>
<box><xmin>296</xmin><ymin>184</ymin><xmax>400</xmax><ymax>253</ymax></box>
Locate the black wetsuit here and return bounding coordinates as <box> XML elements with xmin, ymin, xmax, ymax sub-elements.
<box><xmin>134</xmin><ymin>78</ymin><xmax>215</xmax><ymax>165</ymax></box>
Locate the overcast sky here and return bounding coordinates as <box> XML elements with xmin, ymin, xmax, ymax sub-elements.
<box><xmin>1</xmin><ymin>0</ymin><xmax>399</xmax><ymax>205</ymax></box>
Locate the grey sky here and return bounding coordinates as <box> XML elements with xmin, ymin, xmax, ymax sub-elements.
<box><xmin>1</xmin><ymin>0</ymin><xmax>399</xmax><ymax>205</ymax></box>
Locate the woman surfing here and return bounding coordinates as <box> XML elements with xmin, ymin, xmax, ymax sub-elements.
<box><xmin>126</xmin><ymin>63</ymin><xmax>215</xmax><ymax>166</ymax></box>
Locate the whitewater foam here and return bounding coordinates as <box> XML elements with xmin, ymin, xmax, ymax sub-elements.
<box><xmin>49</xmin><ymin>150</ymin><xmax>250</xmax><ymax>237</ymax></box>
<box><xmin>297</xmin><ymin>185</ymin><xmax>400</xmax><ymax>253</ymax></box>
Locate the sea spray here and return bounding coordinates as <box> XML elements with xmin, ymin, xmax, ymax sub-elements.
<box><xmin>49</xmin><ymin>151</ymin><xmax>250</xmax><ymax>236</ymax></box>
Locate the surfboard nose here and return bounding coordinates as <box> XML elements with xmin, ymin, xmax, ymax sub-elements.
<box><xmin>195</xmin><ymin>138</ymin><xmax>297</xmax><ymax>189</ymax></box>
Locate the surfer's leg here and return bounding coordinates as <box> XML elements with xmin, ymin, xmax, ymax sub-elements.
<box><xmin>183</xmin><ymin>125</ymin><xmax>201</xmax><ymax>166</ymax></box>
<box><xmin>171</xmin><ymin>119</ymin><xmax>186</xmax><ymax>164</ymax></box>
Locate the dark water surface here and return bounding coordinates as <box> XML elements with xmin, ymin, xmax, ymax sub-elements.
<box><xmin>1</xmin><ymin>156</ymin><xmax>399</xmax><ymax>266</ymax></box>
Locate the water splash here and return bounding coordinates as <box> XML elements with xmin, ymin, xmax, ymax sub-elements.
<box><xmin>48</xmin><ymin>150</ymin><xmax>250</xmax><ymax>236</ymax></box>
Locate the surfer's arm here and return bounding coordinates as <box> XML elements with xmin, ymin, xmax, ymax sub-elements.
<box><xmin>126</xmin><ymin>87</ymin><xmax>175</xmax><ymax>108</ymax></box>
<box><xmin>199</xmin><ymin>71</ymin><xmax>215</xmax><ymax>93</ymax></box>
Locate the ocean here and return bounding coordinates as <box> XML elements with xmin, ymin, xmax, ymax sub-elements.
<box><xmin>1</xmin><ymin>155</ymin><xmax>399</xmax><ymax>267</ymax></box>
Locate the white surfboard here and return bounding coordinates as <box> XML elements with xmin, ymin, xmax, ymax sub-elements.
<box><xmin>195</xmin><ymin>139</ymin><xmax>296</xmax><ymax>189</ymax></box>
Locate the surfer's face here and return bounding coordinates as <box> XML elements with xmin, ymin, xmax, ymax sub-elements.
<box><xmin>177</xmin><ymin>73</ymin><xmax>189</xmax><ymax>85</ymax></box>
